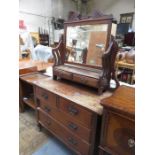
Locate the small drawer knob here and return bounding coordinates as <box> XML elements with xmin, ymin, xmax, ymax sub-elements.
<box><xmin>42</xmin><ymin>93</ymin><xmax>48</xmax><ymax>100</ymax></box>
<box><xmin>128</xmin><ymin>138</ymin><xmax>135</xmax><ymax>148</ymax></box>
<box><xmin>45</xmin><ymin>120</ymin><xmax>51</xmax><ymax>126</ymax></box>
<box><xmin>68</xmin><ymin>137</ymin><xmax>77</xmax><ymax>146</ymax></box>
<box><xmin>68</xmin><ymin>122</ymin><xmax>78</xmax><ymax>131</ymax></box>
<box><xmin>68</xmin><ymin>106</ymin><xmax>79</xmax><ymax>115</ymax></box>
<box><xmin>44</xmin><ymin>106</ymin><xmax>51</xmax><ymax>113</ymax></box>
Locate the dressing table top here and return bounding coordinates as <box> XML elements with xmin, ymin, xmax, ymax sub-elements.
<box><xmin>20</xmin><ymin>72</ymin><xmax>112</xmax><ymax>115</ymax></box>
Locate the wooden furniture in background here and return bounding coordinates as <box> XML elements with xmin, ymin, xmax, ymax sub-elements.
<box><xmin>30</xmin><ymin>32</ymin><xmax>40</xmax><ymax>44</ymax></box>
<box><xmin>124</xmin><ymin>32</ymin><xmax>135</xmax><ymax>46</ymax></box>
<box><xmin>19</xmin><ymin>72</ymin><xmax>112</xmax><ymax>155</ymax></box>
<box><xmin>19</xmin><ymin>59</ymin><xmax>52</xmax><ymax>72</ymax></box>
<box><xmin>52</xmin><ymin>15</ymin><xmax>119</xmax><ymax>95</ymax></box>
<box><xmin>99</xmin><ymin>86</ymin><xmax>135</xmax><ymax>155</ymax></box>
<box><xmin>39</xmin><ymin>28</ymin><xmax>49</xmax><ymax>46</ymax></box>
<box><xmin>115</xmin><ymin>60</ymin><xmax>135</xmax><ymax>84</ymax></box>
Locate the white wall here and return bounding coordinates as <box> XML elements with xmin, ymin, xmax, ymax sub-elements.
<box><xmin>19</xmin><ymin>0</ymin><xmax>75</xmax><ymax>32</ymax></box>
<box><xmin>19</xmin><ymin>0</ymin><xmax>51</xmax><ymax>32</ymax></box>
<box><xmin>51</xmin><ymin>0</ymin><xmax>76</xmax><ymax>19</ymax></box>
<box><xmin>93</xmin><ymin>0</ymin><xmax>135</xmax><ymax>30</ymax></box>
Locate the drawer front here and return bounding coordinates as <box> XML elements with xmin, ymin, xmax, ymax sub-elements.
<box><xmin>59</xmin><ymin>97</ymin><xmax>93</xmax><ymax>129</ymax></box>
<box><xmin>99</xmin><ymin>148</ymin><xmax>111</xmax><ymax>155</ymax></box>
<box><xmin>98</xmin><ymin>146</ymin><xmax>111</xmax><ymax>155</ymax></box>
<box><xmin>38</xmin><ymin>109</ymin><xmax>90</xmax><ymax>155</ymax></box>
<box><xmin>36</xmin><ymin>87</ymin><xmax>57</xmax><ymax>105</ymax></box>
<box><xmin>73</xmin><ymin>74</ymin><xmax>98</xmax><ymax>88</ymax></box>
<box><xmin>101</xmin><ymin>111</ymin><xmax>135</xmax><ymax>155</ymax></box>
<box><xmin>39</xmin><ymin>100</ymin><xmax>91</xmax><ymax>143</ymax></box>
<box><xmin>54</xmin><ymin>69</ymin><xmax>73</xmax><ymax>80</ymax></box>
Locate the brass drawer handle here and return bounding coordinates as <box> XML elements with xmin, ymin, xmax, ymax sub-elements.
<box><xmin>68</xmin><ymin>122</ymin><xmax>78</xmax><ymax>131</ymax></box>
<box><xmin>68</xmin><ymin>105</ymin><xmax>79</xmax><ymax>115</ymax></box>
<box><xmin>41</xmin><ymin>93</ymin><xmax>48</xmax><ymax>100</ymax></box>
<box><xmin>128</xmin><ymin>138</ymin><xmax>135</xmax><ymax>148</ymax></box>
<box><xmin>44</xmin><ymin>106</ymin><xmax>51</xmax><ymax>113</ymax></box>
<box><xmin>67</xmin><ymin>137</ymin><xmax>78</xmax><ymax>146</ymax></box>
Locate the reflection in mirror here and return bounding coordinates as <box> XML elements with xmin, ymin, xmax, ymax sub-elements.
<box><xmin>66</xmin><ymin>24</ymin><xmax>108</xmax><ymax>66</ymax></box>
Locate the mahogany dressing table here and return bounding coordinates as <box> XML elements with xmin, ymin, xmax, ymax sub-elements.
<box><xmin>19</xmin><ymin>15</ymin><xmax>129</xmax><ymax>155</ymax></box>
<box><xmin>19</xmin><ymin>72</ymin><xmax>112</xmax><ymax>155</ymax></box>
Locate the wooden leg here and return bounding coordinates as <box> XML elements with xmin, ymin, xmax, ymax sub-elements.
<box><xmin>98</xmin><ymin>87</ymin><xmax>104</xmax><ymax>95</ymax></box>
<box><xmin>53</xmin><ymin>75</ymin><xmax>57</xmax><ymax>80</ymax></box>
<box><xmin>19</xmin><ymin>104</ymin><xmax>25</xmax><ymax>113</ymax></box>
<box><xmin>37</xmin><ymin>123</ymin><xmax>42</xmax><ymax>132</ymax></box>
<box><xmin>111</xmin><ymin>70</ymin><xmax>120</xmax><ymax>89</ymax></box>
<box><xmin>113</xmin><ymin>77</ymin><xmax>120</xmax><ymax>88</ymax></box>
<box><xmin>98</xmin><ymin>78</ymin><xmax>109</xmax><ymax>95</ymax></box>
<box><xmin>19</xmin><ymin>97</ymin><xmax>25</xmax><ymax>113</ymax></box>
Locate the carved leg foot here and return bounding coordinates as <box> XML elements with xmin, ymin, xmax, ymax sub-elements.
<box><xmin>19</xmin><ymin>107</ymin><xmax>25</xmax><ymax>113</ymax></box>
<box><xmin>37</xmin><ymin>123</ymin><xmax>42</xmax><ymax>132</ymax></box>
<box><xmin>111</xmin><ymin>71</ymin><xmax>120</xmax><ymax>89</ymax></box>
<box><xmin>98</xmin><ymin>87</ymin><xmax>104</xmax><ymax>95</ymax></box>
<box><xmin>19</xmin><ymin>102</ymin><xmax>25</xmax><ymax>113</ymax></box>
<box><xmin>53</xmin><ymin>75</ymin><xmax>57</xmax><ymax>80</ymax></box>
<box><xmin>113</xmin><ymin>77</ymin><xmax>120</xmax><ymax>89</ymax></box>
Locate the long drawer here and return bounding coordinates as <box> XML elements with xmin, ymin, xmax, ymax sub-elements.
<box><xmin>54</xmin><ymin>69</ymin><xmax>73</xmax><ymax>80</ymax></box>
<box><xmin>38</xmin><ymin>99</ymin><xmax>91</xmax><ymax>143</ymax></box>
<box><xmin>38</xmin><ymin>109</ymin><xmax>90</xmax><ymax>155</ymax></box>
<box><xmin>73</xmin><ymin>74</ymin><xmax>98</xmax><ymax>88</ymax></box>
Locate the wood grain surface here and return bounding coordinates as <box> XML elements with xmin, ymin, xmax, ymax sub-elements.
<box><xmin>101</xmin><ymin>85</ymin><xmax>135</xmax><ymax>117</ymax></box>
<box><xmin>20</xmin><ymin>72</ymin><xmax>112</xmax><ymax>115</ymax></box>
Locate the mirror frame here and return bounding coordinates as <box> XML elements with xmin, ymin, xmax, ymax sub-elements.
<box><xmin>52</xmin><ymin>15</ymin><xmax>120</xmax><ymax>94</ymax></box>
<box><xmin>63</xmin><ymin>16</ymin><xmax>113</xmax><ymax>69</ymax></box>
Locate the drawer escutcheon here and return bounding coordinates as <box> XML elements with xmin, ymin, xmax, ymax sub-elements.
<box><xmin>44</xmin><ymin>106</ymin><xmax>51</xmax><ymax>113</ymax></box>
<box><xmin>67</xmin><ymin>137</ymin><xmax>78</xmax><ymax>146</ymax></box>
<box><xmin>68</xmin><ymin>122</ymin><xmax>78</xmax><ymax>131</ymax></box>
<box><xmin>41</xmin><ymin>93</ymin><xmax>48</xmax><ymax>100</ymax></box>
<box><xmin>67</xmin><ymin>105</ymin><xmax>79</xmax><ymax>115</ymax></box>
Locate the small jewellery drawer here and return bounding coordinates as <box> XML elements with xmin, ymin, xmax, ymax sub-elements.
<box><xmin>38</xmin><ymin>109</ymin><xmax>90</xmax><ymax>155</ymax></box>
<box><xmin>73</xmin><ymin>74</ymin><xmax>98</xmax><ymax>88</ymax></box>
<box><xmin>59</xmin><ymin>97</ymin><xmax>93</xmax><ymax>129</ymax></box>
<box><xmin>36</xmin><ymin>87</ymin><xmax>57</xmax><ymax>105</ymax></box>
<box><xmin>39</xmin><ymin>100</ymin><xmax>91</xmax><ymax>143</ymax></box>
<box><xmin>54</xmin><ymin>69</ymin><xmax>73</xmax><ymax>80</ymax></box>
<box><xmin>101</xmin><ymin>112</ymin><xmax>135</xmax><ymax>155</ymax></box>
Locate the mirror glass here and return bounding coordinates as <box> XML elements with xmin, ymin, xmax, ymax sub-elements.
<box><xmin>65</xmin><ymin>24</ymin><xmax>108</xmax><ymax>66</ymax></box>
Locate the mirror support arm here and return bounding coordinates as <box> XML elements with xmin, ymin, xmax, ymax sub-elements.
<box><xmin>52</xmin><ymin>34</ymin><xmax>64</xmax><ymax>67</ymax></box>
<box><xmin>98</xmin><ymin>35</ymin><xmax>120</xmax><ymax>94</ymax></box>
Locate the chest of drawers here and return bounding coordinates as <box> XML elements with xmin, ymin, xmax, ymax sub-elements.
<box><xmin>19</xmin><ymin>72</ymin><xmax>113</xmax><ymax>155</ymax></box>
<box><xmin>35</xmin><ymin>86</ymin><xmax>100</xmax><ymax>155</ymax></box>
<box><xmin>99</xmin><ymin>86</ymin><xmax>135</xmax><ymax>155</ymax></box>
